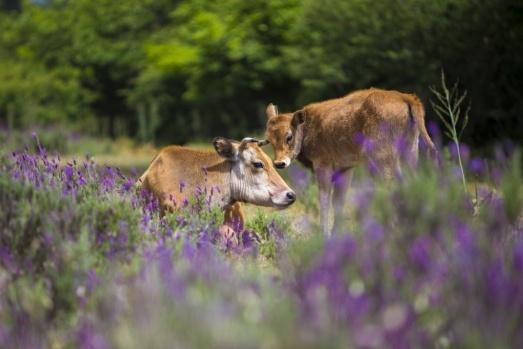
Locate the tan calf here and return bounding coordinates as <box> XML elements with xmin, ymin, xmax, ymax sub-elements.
<box><xmin>263</xmin><ymin>88</ymin><xmax>436</xmax><ymax>237</ymax></box>
<box><xmin>137</xmin><ymin>137</ymin><xmax>296</xmax><ymax>232</ymax></box>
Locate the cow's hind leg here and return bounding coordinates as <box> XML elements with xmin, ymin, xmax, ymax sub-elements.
<box><xmin>331</xmin><ymin>168</ymin><xmax>354</xmax><ymax>235</ymax></box>
<box><xmin>371</xmin><ymin>148</ymin><xmax>402</xmax><ymax>183</ymax></box>
<box><xmin>379</xmin><ymin>163</ymin><xmax>402</xmax><ymax>183</ymax></box>
<box><xmin>315</xmin><ymin>165</ymin><xmax>333</xmax><ymax>238</ymax></box>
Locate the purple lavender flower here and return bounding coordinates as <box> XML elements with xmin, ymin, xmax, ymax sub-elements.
<box><xmin>120</xmin><ymin>178</ymin><xmax>134</xmax><ymax>192</ymax></box>
<box><xmin>392</xmin><ymin>266</ymin><xmax>406</xmax><ymax>281</ymax></box>
<box><xmin>76</xmin><ymin>321</ymin><xmax>110</xmax><ymax>349</ymax></box>
<box><xmin>492</xmin><ymin>167</ymin><xmax>502</xmax><ymax>186</ymax></box>
<box><xmin>0</xmin><ymin>248</ymin><xmax>16</xmax><ymax>273</ymax></box>
<box><xmin>105</xmin><ymin>164</ymin><xmax>114</xmax><ymax>178</ymax></box>
<box><xmin>513</xmin><ymin>243</ymin><xmax>523</xmax><ymax>273</ymax></box>
<box><xmin>363</xmin><ymin>217</ymin><xmax>386</xmax><ymax>241</ymax></box>
<box><xmin>102</xmin><ymin>177</ymin><xmax>114</xmax><ymax>191</ymax></box>
<box><xmin>427</xmin><ymin>121</ymin><xmax>441</xmax><ymax>142</ymax></box>
<box><xmin>354</xmin><ymin>132</ymin><xmax>366</xmax><ymax>146</ymax></box>
<box><xmin>366</xmin><ymin>159</ymin><xmax>380</xmax><ymax>176</ymax></box>
<box><xmin>408</xmin><ymin>236</ymin><xmax>432</xmax><ymax>272</ymax></box>
<box><xmin>64</xmin><ymin>166</ymin><xmax>74</xmax><ymax>178</ymax></box>
<box><xmin>85</xmin><ymin>269</ymin><xmax>100</xmax><ymax>293</ymax></box>
<box><xmin>288</xmin><ymin>165</ymin><xmax>309</xmax><ymax>192</ymax></box>
<box><xmin>77</xmin><ymin>172</ymin><xmax>87</xmax><ymax>186</ymax></box>
<box><xmin>469</xmin><ymin>157</ymin><xmax>486</xmax><ymax>177</ymax></box>
<box><xmin>503</xmin><ymin>139</ymin><xmax>515</xmax><ymax>157</ymax></box>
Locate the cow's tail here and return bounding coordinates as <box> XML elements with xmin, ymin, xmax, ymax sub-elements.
<box><xmin>408</xmin><ymin>96</ymin><xmax>438</xmax><ymax>164</ymax></box>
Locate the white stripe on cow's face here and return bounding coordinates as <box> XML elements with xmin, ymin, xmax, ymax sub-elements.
<box><xmin>230</xmin><ymin>144</ymin><xmax>295</xmax><ymax>209</ymax></box>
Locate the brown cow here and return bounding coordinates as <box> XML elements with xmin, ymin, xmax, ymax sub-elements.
<box><xmin>137</xmin><ymin>137</ymin><xmax>296</xmax><ymax>235</ymax></box>
<box><xmin>263</xmin><ymin>88</ymin><xmax>436</xmax><ymax>237</ymax></box>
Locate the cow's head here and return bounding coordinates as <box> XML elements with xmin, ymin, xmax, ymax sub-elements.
<box><xmin>263</xmin><ymin>103</ymin><xmax>306</xmax><ymax>169</ymax></box>
<box><xmin>213</xmin><ymin>137</ymin><xmax>296</xmax><ymax>209</ymax></box>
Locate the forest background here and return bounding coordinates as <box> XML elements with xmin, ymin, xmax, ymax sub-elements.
<box><xmin>0</xmin><ymin>0</ymin><xmax>521</xmax><ymax>149</ymax></box>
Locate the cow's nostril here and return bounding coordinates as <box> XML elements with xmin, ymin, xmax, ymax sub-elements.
<box><xmin>286</xmin><ymin>191</ymin><xmax>296</xmax><ymax>202</ymax></box>
<box><xmin>275</xmin><ymin>162</ymin><xmax>286</xmax><ymax>169</ymax></box>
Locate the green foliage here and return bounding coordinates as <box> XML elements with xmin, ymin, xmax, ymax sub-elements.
<box><xmin>246</xmin><ymin>209</ymin><xmax>292</xmax><ymax>260</ymax></box>
<box><xmin>0</xmin><ymin>172</ymin><xmax>83</xmax><ymax>321</ymax></box>
<box><xmin>0</xmin><ymin>59</ymin><xmax>95</xmax><ymax>128</ymax></box>
<box><xmin>0</xmin><ymin>147</ymin><xmax>146</xmax><ymax>325</ymax></box>
<box><xmin>0</xmin><ymin>0</ymin><xmax>522</xmax><ymax>147</ymax></box>
<box><xmin>299</xmin><ymin>180</ymin><xmax>319</xmax><ymax>215</ymax></box>
<box><xmin>287</xmin><ymin>0</ymin><xmax>446</xmax><ymax>103</ymax></box>
<box><xmin>288</xmin><ymin>0</ymin><xmax>522</xmax><ymax>145</ymax></box>
<box><xmin>137</xmin><ymin>0</ymin><xmax>301</xmax><ymax>142</ymax></box>
<box><xmin>77</xmin><ymin>198</ymin><xmax>142</xmax><ymax>261</ymax></box>
<box><xmin>0</xmin><ymin>0</ymin><xmax>175</xmax><ymax>136</ymax></box>
<box><xmin>500</xmin><ymin>151</ymin><xmax>523</xmax><ymax>223</ymax></box>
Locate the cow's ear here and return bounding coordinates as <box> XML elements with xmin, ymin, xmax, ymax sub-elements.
<box><xmin>292</xmin><ymin>110</ymin><xmax>306</xmax><ymax>127</ymax></box>
<box><xmin>213</xmin><ymin>137</ymin><xmax>239</xmax><ymax>161</ymax></box>
<box><xmin>266</xmin><ymin>103</ymin><xmax>278</xmax><ymax>120</ymax></box>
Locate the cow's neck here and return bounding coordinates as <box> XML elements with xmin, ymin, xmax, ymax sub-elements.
<box><xmin>296</xmin><ymin>115</ymin><xmax>315</xmax><ymax>170</ymax></box>
<box><xmin>204</xmin><ymin>155</ymin><xmax>235</xmax><ymax>207</ymax></box>
<box><xmin>228</xmin><ymin>164</ymin><xmax>248</xmax><ymax>204</ymax></box>
<box><xmin>296</xmin><ymin>151</ymin><xmax>314</xmax><ymax>169</ymax></box>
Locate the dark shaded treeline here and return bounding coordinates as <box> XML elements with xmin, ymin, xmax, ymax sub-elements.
<box><xmin>0</xmin><ymin>0</ymin><xmax>521</xmax><ymax>148</ymax></box>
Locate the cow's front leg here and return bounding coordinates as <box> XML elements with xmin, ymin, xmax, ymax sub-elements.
<box><xmin>332</xmin><ymin>168</ymin><xmax>354</xmax><ymax>235</ymax></box>
<box><xmin>223</xmin><ymin>202</ymin><xmax>245</xmax><ymax>231</ymax></box>
<box><xmin>315</xmin><ymin>165</ymin><xmax>333</xmax><ymax>238</ymax></box>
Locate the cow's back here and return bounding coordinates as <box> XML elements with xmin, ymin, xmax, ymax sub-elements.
<box><xmin>139</xmin><ymin>146</ymin><xmax>230</xmax><ymax>211</ymax></box>
<box><xmin>300</xmin><ymin>88</ymin><xmax>424</xmax><ymax>170</ymax></box>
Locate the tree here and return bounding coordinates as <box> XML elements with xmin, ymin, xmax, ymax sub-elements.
<box><xmin>0</xmin><ymin>0</ymin><xmax>521</xmax><ymax>147</ymax></box>
<box><xmin>140</xmin><ymin>0</ymin><xmax>301</xmax><ymax>142</ymax></box>
<box><xmin>287</xmin><ymin>0</ymin><xmax>523</xmax><ymax>147</ymax></box>
<box><xmin>428</xmin><ymin>0</ymin><xmax>523</xmax><ymax>144</ymax></box>
<box><xmin>0</xmin><ymin>4</ymin><xmax>94</xmax><ymax>130</ymax></box>
<box><xmin>0</xmin><ymin>0</ymin><xmax>179</xmax><ymax>137</ymax></box>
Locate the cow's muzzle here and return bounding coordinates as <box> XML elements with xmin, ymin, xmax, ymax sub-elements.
<box><xmin>286</xmin><ymin>191</ymin><xmax>296</xmax><ymax>203</ymax></box>
<box><xmin>272</xmin><ymin>190</ymin><xmax>296</xmax><ymax>209</ymax></box>
<box><xmin>275</xmin><ymin>161</ymin><xmax>286</xmax><ymax>169</ymax></box>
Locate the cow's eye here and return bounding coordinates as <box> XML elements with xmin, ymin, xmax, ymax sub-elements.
<box><xmin>253</xmin><ymin>162</ymin><xmax>264</xmax><ymax>169</ymax></box>
<box><xmin>286</xmin><ymin>134</ymin><xmax>293</xmax><ymax>143</ymax></box>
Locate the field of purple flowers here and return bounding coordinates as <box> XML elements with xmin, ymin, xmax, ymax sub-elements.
<box><xmin>1</xmin><ymin>131</ymin><xmax>523</xmax><ymax>349</ymax></box>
